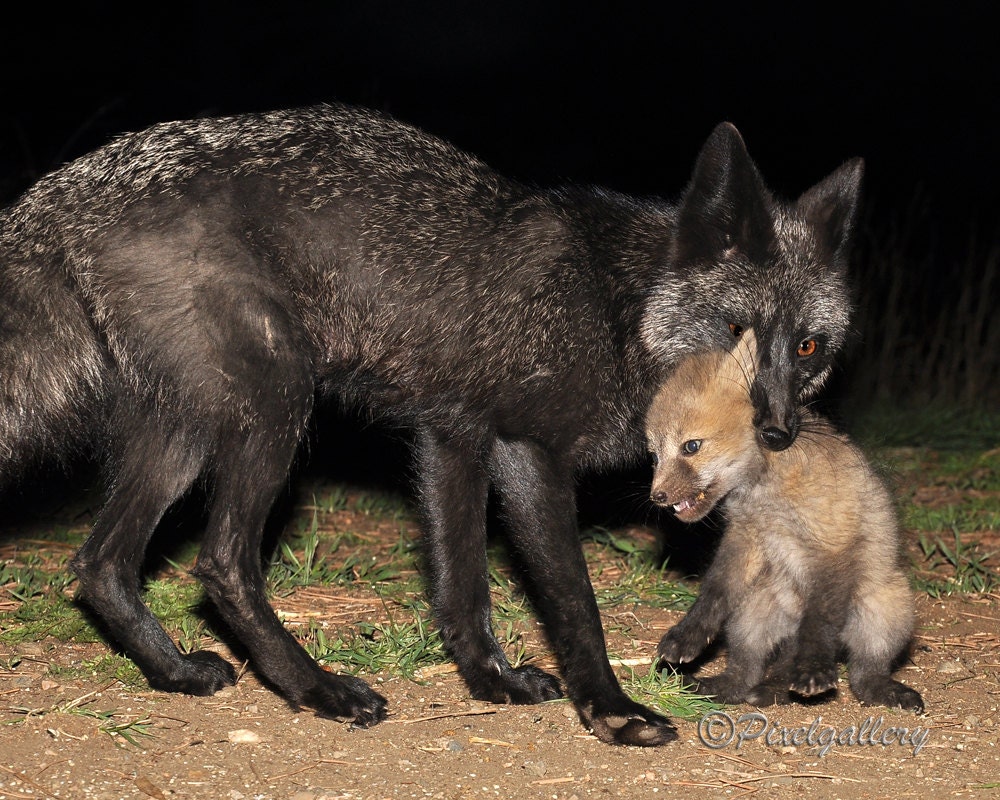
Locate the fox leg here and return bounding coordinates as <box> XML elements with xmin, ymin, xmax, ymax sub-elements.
<box><xmin>843</xmin><ymin>580</ymin><xmax>923</xmax><ymax>712</ymax></box>
<box><xmin>742</xmin><ymin>640</ymin><xmax>795</xmax><ymax>706</ymax></box>
<box><xmin>191</xmin><ymin>424</ymin><xmax>388</xmax><ymax>726</ymax></box>
<box><xmin>71</xmin><ymin>407</ymin><xmax>229</xmax><ymax>695</ymax></box>
<box><xmin>657</xmin><ymin>534</ymin><xmax>754</xmax><ymax>666</ymax></box>
<box><xmin>657</xmin><ymin>570</ymin><xmax>733</xmax><ymax>667</ymax></box>
<box><xmin>188</xmin><ymin>334</ymin><xmax>387</xmax><ymax>726</ymax></box>
<box><xmin>696</xmin><ymin>587</ymin><xmax>798</xmax><ymax>704</ymax></box>
<box><xmin>787</xmin><ymin>583</ymin><xmax>852</xmax><ymax>697</ymax></box>
<box><xmin>415</xmin><ymin>427</ymin><xmax>563</xmax><ymax>705</ymax></box>
<box><xmin>488</xmin><ymin>437</ymin><xmax>675</xmax><ymax>746</ymax></box>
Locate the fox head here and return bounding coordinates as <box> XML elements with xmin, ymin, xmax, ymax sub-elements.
<box><xmin>642</xmin><ymin>123</ymin><xmax>863</xmax><ymax>452</ymax></box>
<box><xmin>645</xmin><ymin>330</ymin><xmax>764</xmax><ymax>523</ymax></box>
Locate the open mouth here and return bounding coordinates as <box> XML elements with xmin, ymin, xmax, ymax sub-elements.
<box><xmin>671</xmin><ymin>490</ymin><xmax>709</xmax><ymax>520</ymax></box>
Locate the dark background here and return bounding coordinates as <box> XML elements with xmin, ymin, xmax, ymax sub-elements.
<box><xmin>3</xmin><ymin>3</ymin><xmax>998</xmax><ymax>410</ymax></box>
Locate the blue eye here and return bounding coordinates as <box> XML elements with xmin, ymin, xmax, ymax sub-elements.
<box><xmin>682</xmin><ymin>440</ymin><xmax>701</xmax><ymax>455</ymax></box>
<box><xmin>650</xmin><ymin>452</ymin><xmax>660</xmax><ymax>466</ymax></box>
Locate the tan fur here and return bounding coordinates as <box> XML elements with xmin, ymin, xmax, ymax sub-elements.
<box><xmin>646</xmin><ymin>330</ymin><xmax>922</xmax><ymax>711</ymax></box>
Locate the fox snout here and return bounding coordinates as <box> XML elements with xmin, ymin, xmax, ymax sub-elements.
<box><xmin>758</xmin><ymin>416</ymin><xmax>798</xmax><ymax>451</ymax></box>
<box><xmin>650</xmin><ymin>472</ymin><xmax>712</xmax><ymax>523</ymax></box>
<box><xmin>749</xmin><ymin>378</ymin><xmax>800</xmax><ymax>452</ymax></box>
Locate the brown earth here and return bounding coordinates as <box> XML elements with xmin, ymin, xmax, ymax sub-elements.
<box><xmin>1</xmin><ymin>590</ymin><xmax>998</xmax><ymax>800</ymax></box>
<box><xmin>1</xmin><ymin>466</ymin><xmax>999</xmax><ymax>800</ymax></box>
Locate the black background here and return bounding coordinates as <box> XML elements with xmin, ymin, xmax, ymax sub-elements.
<box><xmin>3</xmin><ymin>3</ymin><xmax>997</xmax><ymax>258</ymax></box>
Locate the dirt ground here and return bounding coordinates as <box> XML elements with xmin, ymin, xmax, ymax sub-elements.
<box><xmin>1</xmin><ymin>580</ymin><xmax>997</xmax><ymax>799</ymax></box>
<box><xmin>2</xmin><ymin>462</ymin><xmax>999</xmax><ymax>800</ymax></box>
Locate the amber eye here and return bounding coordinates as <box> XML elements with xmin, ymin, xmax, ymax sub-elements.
<box><xmin>729</xmin><ymin>323</ymin><xmax>744</xmax><ymax>339</ymax></box>
<box><xmin>797</xmin><ymin>338</ymin><xmax>817</xmax><ymax>357</ymax></box>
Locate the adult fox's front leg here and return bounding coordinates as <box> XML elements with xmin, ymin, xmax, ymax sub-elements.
<box><xmin>489</xmin><ymin>437</ymin><xmax>676</xmax><ymax>746</ymax></box>
<box><xmin>416</xmin><ymin>427</ymin><xmax>563</xmax><ymax>704</ymax></box>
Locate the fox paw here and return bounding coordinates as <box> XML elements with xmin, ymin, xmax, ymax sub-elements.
<box><xmin>146</xmin><ymin>650</ymin><xmax>237</xmax><ymax>696</ymax></box>
<box><xmin>300</xmin><ymin>672</ymin><xmax>389</xmax><ymax>728</ymax></box>
<box><xmin>657</xmin><ymin>625</ymin><xmax>710</xmax><ymax>666</ymax></box>
<box><xmin>467</xmin><ymin>663</ymin><xmax>564</xmax><ymax>705</ymax></box>
<box><xmin>852</xmin><ymin>678</ymin><xmax>924</xmax><ymax>714</ymax></box>
<box><xmin>579</xmin><ymin>694</ymin><xmax>677</xmax><ymax>746</ymax></box>
<box><xmin>791</xmin><ymin>662</ymin><xmax>839</xmax><ymax>697</ymax></box>
<box><xmin>694</xmin><ymin>675</ymin><xmax>753</xmax><ymax>705</ymax></box>
<box><xmin>744</xmin><ymin>680</ymin><xmax>792</xmax><ymax>706</ymax></box>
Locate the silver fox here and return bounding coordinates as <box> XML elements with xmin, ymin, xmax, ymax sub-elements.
<box><xmin>647</xmin><ymin>330</ymin><xmax>923</xmax><ymax>712</ymax></box>
<box><xmin>1</xmin><ymin>103</ymin><xmax>864</xmax><ymax>744</ymax></box>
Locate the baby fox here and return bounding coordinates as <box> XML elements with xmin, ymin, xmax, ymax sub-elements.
<box><xmin>646</xmin><ymin>330</ymin><xmax>923</xmax><ymax>712</ymax></box>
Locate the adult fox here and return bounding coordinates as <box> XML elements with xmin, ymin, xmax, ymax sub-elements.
<box><xmin>1</xmin><ymin>104</ymin><xmax>862</xmax><ymax>744</ymax></box>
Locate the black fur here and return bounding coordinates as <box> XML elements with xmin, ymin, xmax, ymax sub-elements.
<box><xmin>0</xmin><ymin>104</ymin><xmax>862</xmax><ymax>744</ymax></box>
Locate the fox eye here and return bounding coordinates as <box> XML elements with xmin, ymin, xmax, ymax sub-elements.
<box><xmin>650</xmin><ymin>451</ymin><xmax>659</xmax><ymax>467</ymax></box>
<box><xmin>682</xmin><ymin>439</ymin><xmax>701</xmax><ymax>455</ymax></box>
<box><xmin>728</xmin><ymin>323</ymin><xmax>744</xmax><ymax>339</ymax></box>
<box><xmin>797</xmin><ymin>338</ymin><xmax>818</xmax><ymax>357</ymax></box>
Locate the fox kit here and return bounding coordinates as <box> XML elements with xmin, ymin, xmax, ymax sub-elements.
<box><xmin>646</xmin><ymin>331</ymin><xmax>923</xmax><ymax>712</ymax></box>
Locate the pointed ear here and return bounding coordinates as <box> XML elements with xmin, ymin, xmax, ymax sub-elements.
<box><xmin>797</xmin><ymin>157</ymin><xmax>864</xmax><ymax>269</ymax></box>
<box><xmin>675</xmin><ymin>122</ymin><xmax>775</xmax><ymax>263</ymax></box>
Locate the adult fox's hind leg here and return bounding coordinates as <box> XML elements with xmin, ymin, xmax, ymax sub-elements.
<box><xmin>74</xmin><ymin>220</ymin><xmax>386</xmax><ymax>725</ymax></box>
<box><xmin>71</xmin><ymin>408</ymin><xmax>231</xmax><ymax>695</ymax></box>
<box><xmin>186</xmin><ymin>301</ymin><xmax>387</xmax><ymax>725</ymax></box>
<box><xmin>191</xmin><ymin>424</ymin><xmax>387</xmax><ymax>726</ymax></box>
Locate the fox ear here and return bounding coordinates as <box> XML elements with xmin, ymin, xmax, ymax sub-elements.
<box><xmin>675</xmin><ymin>122</ymin><xmax>775</xmax><ymax>264</ymax></box>
<box><xmin>797</xmin><ymin>157</ymin><xmax>864</xmax><ymax>270</ymax></box>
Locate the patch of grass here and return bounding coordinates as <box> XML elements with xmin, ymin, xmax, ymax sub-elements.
<box><xmin>351</xmin><ymin>488</ymin><xmax>412</xmax><ymax>519</ymax></box>
<box><xmin>6</xmin><ymin>690</ymin><xmax>155</xmax><ymax>746</ymax></box>
<box><xmin>619</xmin><ymin>665</ymin><xmax>721</xmax><ymax>720</ymax></box>
<box><xmin>913</xmin><ymin>530</ymin><xmax>1000</xmax><ymax>597</ymax></box>
<box><xmin>46</xmin><ymin>652</ymin><xmax>146</xmax><ymax>688</ymax></box>
<box><xmin>306</xmin><ymin>594</ymin><xmax>447</xmax><ymax>679</ymax></box>
<box><xmin>1</xmin><ymin>588</ymin><xmax>101</xmax><ymax>645</ymax></box>
<box><xmin>268</xmin><ymin>512</ymin><xmax>415</xmax><ymax>596</ymax></box>
<box><xmin>584</xmin><ymin>527</ymin><xmax>697</xmax><ymax>611</ymax></box>
<box><xmin>268</xmin><ymin>511</ymin><xmax>349</xmax><ymax>594</ymax></box>
<box><xmin>314</xmin><ymin>485</ymin><xmax>350</xmax><ymax>514</ymax></box>
<box><xmin>905</xmin><ymin>498</ymin><xmax>1000</xmax><ymax>535</ymax></box>
<box><xmin>1</xmin><ymin>551</ymin><xmax>76</xmax><ymax>602</ymax></box>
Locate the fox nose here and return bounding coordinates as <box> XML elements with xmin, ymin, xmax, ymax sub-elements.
<box><xmin>759</xmin><ymin>426</ymin><xmax>792</xmax><ymax>451</ymax></box>
<box><xmin>651</xmin><ymin>490</ymin><xmax>669</xmax><ymax>505</ymax></box>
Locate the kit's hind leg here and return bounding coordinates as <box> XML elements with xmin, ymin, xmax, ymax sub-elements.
<box><xmin>844</xmin><ymin>581</ymin><xmax>923</xmax><ymax>713</ymax></box>
<box><xmin>743</xmin><ymin>640</ymin><xmax>794</xmax><ymax>706</ymax></box>
<box><xmin>787</xmin><ymin>582</ymin><xmax>852</xmax><ymax>698</ymax></box>
<box><xmin>696</xmin><ymin>588</ymin><xmax>799</xmax><ymax>705</ymax></box>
